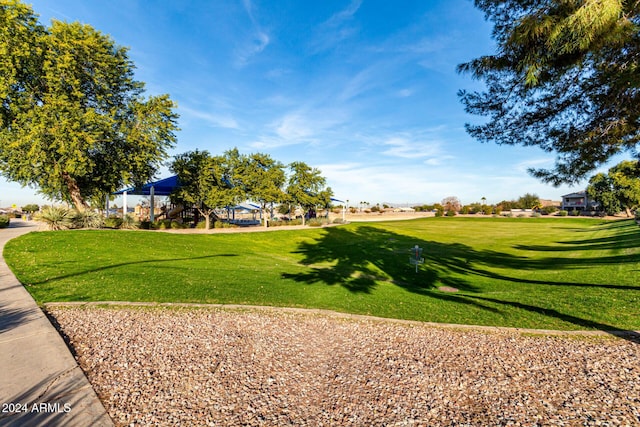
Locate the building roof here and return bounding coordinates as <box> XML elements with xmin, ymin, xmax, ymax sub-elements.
<box><xmin>113</xmin><ymin>175</ymin><xmax>180</xmax><ymax>196</ymax></box>
<box><xmin>561</xmin><ymin>191</ymin><xmax>587</xmax><ymax>198</ymax></box>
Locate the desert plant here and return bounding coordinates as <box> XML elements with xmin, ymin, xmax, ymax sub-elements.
<box><xmin>104</xmin><ymin>216</ymin><xmax>123</xmax><ymax>229</ymax></box>
<box><xmin>0</xmin><ymin>215</ymin><xmax>9</xmax><ymax>228</ymax></box>
<box><xmin>36</xmin><ymin>206</ymin><xmax>75</xmax><ymax>230</ymax></box>
<box><xmin>170</xmin><ymin>220</ymin><xmax>186</xmax><ymax>229</ymax></box>
<box><xmin>120</xmin><ymin>214</ymin><xmax>140</xmax><ymax>230</ymax></box>
<box><xmin>74</xmin><ymin>210</ymin><xmax>104</xmax><ymax>229</ymax></box>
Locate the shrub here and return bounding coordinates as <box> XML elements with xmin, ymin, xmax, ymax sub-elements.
<box><xmin>569</xmin><ymin>210</ymin><xmax>580</xmax><ymax>216</ymax></box>
<box><xmin>36</xmin><ymin>206</ymin><xmax>75</xmax><ymax>230</ymax></box>
<box><xmin>307</xmin><ymin>218</ymin><xmax>326</xmax><ymax>227</ymax></box>
<box><xmin>170</xmin><ymin>220</ymin><xmax>185</xmax><ymax>229</ymax></box>
<box><xmin>558</xmin><ymin>210</ymin><xmax>569</xmax><ymax>216</ymax></box>
<box><xmin>332</xmin><ymin>218</ymin><xmax>347</xmax><ymax>224</ymax></box>
<box><xmin>120</xmin><ymin>214</ymin><xmax>140</xmax><ymax>230</ymax></box>
<box><xmin>531</xmin><ymin>212</ymin><xmax>541</xmax><ymax>218</ymax></box>
<box><xmin>104</xmin><ymin>216</ymin><xmax>123</xmax><ymax>229</ymax></box>
<box><xmin>195</xmin><ymin>220</ymin><xmax>208</xmax><ymax>229</ymax></box>
<box><xmin>446</xmin><ymin>210</ymin><xmax>457</xmax><ymax>217</ymax></box>
<box><xmin>74</xmin><ymin>210</ymin><xmax>104</xmax><ymax>229</ymax></box>
<box><xmin>0</xmin><ymin>215</ymin><xmax>9</xmax><ymax>228</ymax></box>
<box><xmin>155</xmin><ymin>219</ymin><xmax>172</xmax><ymax>229</ymax></box>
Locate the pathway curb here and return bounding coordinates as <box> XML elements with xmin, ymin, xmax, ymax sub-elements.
<box><xmin>0</xmin><ymin>221</ymin><xmax>113</xmax><ymax>427</ymax></box>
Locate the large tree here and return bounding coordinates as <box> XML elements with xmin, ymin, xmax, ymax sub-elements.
<box><xmin>0</xmin><ymin>1</ymin><xmax>178</xmax><ymax>210</ymax></box>
<box><xmin>459</xmin><ymin>0</ymin><xmax>640</xmax><ymax>185</ymax></box>
<box><xmin>170</xmin><ymin>150</ymin><xmax>237</xmax><ymax>230</ymax></box>
<box><xmin>587</xmin><ymin>160</ymin><xmax>640</xmax><ymax>216</ymax></box>
<box><xmin>286</xmin><ymin>161</ymin><xmax>332</xmax><ymax>225</ymax></box>
<box><xmin>237</xmin><ymin>152</ymin><xmax>286</xmax><ymax>227</ymax></box>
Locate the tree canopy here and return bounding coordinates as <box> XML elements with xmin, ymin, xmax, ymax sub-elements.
<box><xmin>170</xmin><ymin>149</ymin><xmax>332</xmax><ymax>227</ymax></box>
<box><xmin>587</xmin><ymin>160</ymin><xmax>640</xmax><ymax>216</ymax></box>
<box><xmin>0</xmin><ymin>0</ymin><xmax>179</xmax><ymax>210</ymax></box>
<box><xmin>459</xmin><ymin>0</ymin><xmax>640</xmax><ymax>185</ymax></box>
<box><xmin>286</xmin><ymin>161</ymin><xmax>333</xmax><ymax>225</ymax></box>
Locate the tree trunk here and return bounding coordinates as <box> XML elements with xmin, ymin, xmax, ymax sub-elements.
<box><xmin>625</xmin><ymin>207</ymin><xmax>632</xmax><ymax>218</ymax></box>
<box><xmin>62</xmin><ymin>172</ymin><xmax>88</xmax><ymax>212</ymax></box>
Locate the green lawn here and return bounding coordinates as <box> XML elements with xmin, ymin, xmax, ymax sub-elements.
<box><xmin>4</xmin><ymin>217</ymin><xmax>640</xmax><ymax>331</ymax></box>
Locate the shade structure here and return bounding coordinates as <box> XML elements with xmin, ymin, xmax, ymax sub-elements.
<box><xmin>113</xmin><ymin>175</ymin><xmax>180</xmax><ymax>196</ymax></box>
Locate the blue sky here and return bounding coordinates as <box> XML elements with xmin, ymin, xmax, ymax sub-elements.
<box><xmin>1</xmin><ymin>0</ymin><xmax>612</xmax><ymax>208</ymax></box>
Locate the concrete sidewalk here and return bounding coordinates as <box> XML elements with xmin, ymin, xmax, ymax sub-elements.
<box><xmin>0</xmin><ymin>221</ymin><xmax>112</xmax><ymax>427</ymax></box>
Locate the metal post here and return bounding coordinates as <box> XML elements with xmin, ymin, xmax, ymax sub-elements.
<box><xmin>150</xmin><ymin>185</ymin><xmax>155</xmax><ymax>222</ymax></box>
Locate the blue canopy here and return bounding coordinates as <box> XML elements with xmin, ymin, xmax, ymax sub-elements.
<box><xmin>113</xmin><ymin>175</ymin><xmax>180</xmax><ymax>196</ymax></box>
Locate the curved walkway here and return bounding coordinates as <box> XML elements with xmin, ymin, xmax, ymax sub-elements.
<box><xmin>0</xmin><ymin>220</ymin><xmax>112</xmax><ymax>426</ymax></box>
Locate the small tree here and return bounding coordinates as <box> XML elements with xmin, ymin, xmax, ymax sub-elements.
<box><xmin>21</xmin><ymin>204</ymin><xmax>39</xmax><ymax>213</ymax></box>
<box><xmin>170</xmin><ymin>150</ymin><xmax>236</xmax><ymax>230</ymax></box>
<box><xmin>286</xmin><ymin>162</ymin><xmax>332</xmax><ymax>225</ymax></box>
<box><xmin>517</xmin><ymin>193</ymin><xmax>541</xmax><ymax>210</ymax></box>
<box><xmin>238</xmin><ymin>152</ymin><xmax>286</xmax><ymax>226</ymax></box>
<box><xmin>441</xmin><ymin>196</ymin><xmax>461</xmax><ymax>213</ymax></box>
<box><xmin>588</xmin><ymin>160</ymin><xmax>640</xmax><ymax>217</ymax></box>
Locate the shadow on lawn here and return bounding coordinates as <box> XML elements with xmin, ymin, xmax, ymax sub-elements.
<box><xmin>282</xmin><ymin>224</ymin><xmax>640</xmax><ymax>343</ymax></box>
<box><xmin>25</xmin><ymin>254</ymin><xmax>238</xmax><ymax>286</ymax></box>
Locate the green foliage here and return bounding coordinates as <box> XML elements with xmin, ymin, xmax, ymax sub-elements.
<box><xmin>21</xmin><ymin>204</ymin><xmax>39</xmax><ymax>213</ymax></box>
<box><xmin>541</xmin><ymin>206</ymin><xmax>558</xmax><ymax>215</ymax></box>
<box><xmin>446</xmin><ymin>210</ymin><xmax>457</xmax><ymax>217</ymax></box>
<box><xmin>73</xmin><ymin>210</ymin><xmax>104</xmax><ymax>229</ymax></box>
<box><xmin>517</xmin><ymin>193</ymin><xmax>541</xmax><ymax>210</ymax></box>
<box><xmin>0</xmin><ymin>1</ymin><xmax>179</xmax><ymax>210</ymax></box>
<box><xmin>286</xmin><ymin>161</ymin><xmax>333</xmax><ymax>225</ymax></box>
<box><xmin>0</xmin><ymin>214</ymin><xmax>9</xmax><ymax>228</ymax></box>
<box><xmin>170</xmin><ymin>150</ymin><xmax>239</xmax><ymax>230</ymax></box>
<box><xmin>460</xmin><ymin>0</ymin><xmax>640</xmax><ymax>184</ymax></box>
<box><xmin>482</xmin><ymin>205</ymin><xmax>493</xmax><ymax>215</ymax></box>
<box><xmin>35</xmin><ymin>206</ymin><xmax>75</xmax><ymax>230</ymax></box>
<box><xmin>307</xmin><ymin>218</ymin><xmax>326</xmax><ymax>227</ymax></box>
<box><xmin>558</xmin><ymin>210</ymin><xmax>569</xmax><ymax>217</ymax></box>
<box><xmin>588</xmin><ymin>160</ymin><xmax>640</xmax><ymax>217</ymax></box>
<box><xmin>120</xmin><ymin>214</ymin><xmax>140</xmax><ymax>230</ymax></box>
<box><xmin>104</xmin><ymin>216</ymin><xmax>123</xmax><ymax>229</ymax></box>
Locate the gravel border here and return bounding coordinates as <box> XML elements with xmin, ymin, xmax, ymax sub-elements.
<box><xmin>47</xmin><ymin>304</ymin><xmax>640</xmax><ymax>426</ymax></box>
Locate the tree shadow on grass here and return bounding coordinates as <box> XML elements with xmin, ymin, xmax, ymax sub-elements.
<box><xmin>282</xmin><ymin>225</ymin><xmax>640</xmax><ymax>342</ymax></box>
<box><xmin>25</xmin><ymin>254</ymin><xmax>238</xmax><ymax>286</ymax></box>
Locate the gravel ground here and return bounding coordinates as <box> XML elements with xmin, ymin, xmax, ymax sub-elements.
<box><xmin>47</xmin><ymin>305</ymin><xmax>640</xmax><ymax>426</ymax></box>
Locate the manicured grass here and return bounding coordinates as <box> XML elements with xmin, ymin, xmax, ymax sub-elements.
<box><xmin>4</xmin><ymin>217</ymin><xmax>640</xmax><ymax>331</ymax></box>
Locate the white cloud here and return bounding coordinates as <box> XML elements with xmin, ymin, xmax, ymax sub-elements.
<box><xmin>234</xmin><ymin>0</ymin><xmax>271</xmax><ymax>67</ymax></box>
<box><xmin>308</xmin><ymin>0</ymin><xmax>362</xmax><ymax>53</ymax></box>
<box><xmin>180</xmin><ymin>105</ymin><xmax>239</xmax><ymax>129</ymax></box>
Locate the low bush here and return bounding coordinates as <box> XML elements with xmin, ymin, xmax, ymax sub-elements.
<box><xmin>558</xmin><ymin>210</ymin><xmax>569</xmax><ymax>216</ymax></box>
<box><xmin>104</xmin><ymin>216</ymin><xmax>123</xmax><ymax>229</ymax></box>
<box><xmin>446</xmin><ymin>210</ymin><xmax>457</xmax><ymax>217</ymax></box>
<box><xmin>531</xmin><ymin>212</ymin><xmax>541</xmax><ymax>218</ymax></box>
<box><xmin>0</xmin><ymin>215</ymin><xmax>9</xmax><ymax>228</ymax></box>
<box><xmin>120</xmin><ymin>214</ymin><xmax>140</xmax><ymax>230</ymax></box>
<box><xmin>307</xmin><ymin>218</ymin><xmax>327</xmax><ymax>227</ymax></box>
<box><xmin>36</xmin><ymin>206</ymin><xmax>75</xmax><ymax>230</ymax></box>
<box><xmin>569</xmin><ymin>210</ymin><xmax>580</xmax><ymax>216</ymax></box>
<box><xmin>74</xmin><ymin>210</ymin><xmax>104</xmax><ymax>229</ymax></box>
<box><xmin>332</xmin><ymin>218</ymin><xmax>347</xmax><ymax>224</ymax></box>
